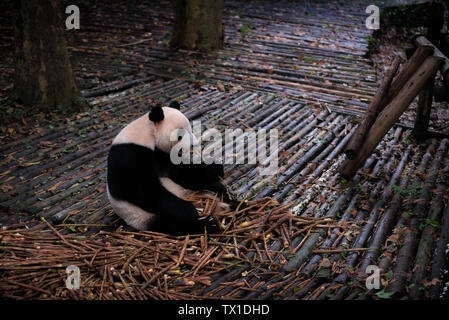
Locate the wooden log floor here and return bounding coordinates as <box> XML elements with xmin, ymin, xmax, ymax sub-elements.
<box><xmin>0</xmin><ymin>0</ymin><xmax>448</xmax><ymax>299</ymax></box>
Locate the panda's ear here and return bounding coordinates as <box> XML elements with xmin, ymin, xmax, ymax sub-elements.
<box><xmin>149</xmin><ymin>106</ymin><xmax>164</xmax><ymax>123</ymax></box>
<box><xmin>168</xmin><ymin>100</ymin><xmax>180</xmax><ymax>110</ymax></box>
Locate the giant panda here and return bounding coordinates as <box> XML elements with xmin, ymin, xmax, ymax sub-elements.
<box><xmin>106</xmin><ymin>101</ymin><xmax>234</xmax><ymax>235</ymax></box>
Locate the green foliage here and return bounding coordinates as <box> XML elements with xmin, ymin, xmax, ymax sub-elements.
<box><xmin>390</xmin><ymin>184</ymin><xmax>402</xmax><ymax>194</ymax></box>
<box><xmin>419</xmin><ymin>218</ymin><xmax>439</xmax><ymax>231</ymax></box>
<box><xmin>238</xmin><ymin>25</ymin><xmax>252</xmax><ymax>38</ymax></box>
<box><xmin>401</xmin><ymin>210</ymin><xmax>412</xmax><ymax>219</ymax></box>
<box><xmin>57</xmin><ymin>103</ymin><xmax>69</xmax><ymax>115</ymax></box>
<box><xmin>390</xmin><ymin>182</ymin><xmax>420</xmax><ymax>199</ymax></box>
<box><xmin>303</xmin><ymin>56</ymin><xmax>315</xmax><ymax>63</ymax></box>
<box><xmin>402</xmin><ymin>182</ymin><xmax>420</xmax><ymax>199</ymax></box>
<box><xmin>375</xmin><ymin>288</ymin><xmax>396</xmax><ymax>299</ymax></box>
<box><xmin>401</xmin><ymin>137</ymin><xmax>411</xmax><ymax>146</ymax></box>
<box><xmin>366</xmin><ymin>36</ymin><xmax>376</xmax><ymax>48</ymax></box>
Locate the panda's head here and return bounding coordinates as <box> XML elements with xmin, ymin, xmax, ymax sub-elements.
<box><xmin>149</xmin><ymin>101</ymin><xmax>198</xmax><ymax>154</ymax></box>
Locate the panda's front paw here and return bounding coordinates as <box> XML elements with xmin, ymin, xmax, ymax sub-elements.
<box><xmin>203</xmin><ymin>216</ymin><xmax>222</xmax><ymax>234</ymax></box>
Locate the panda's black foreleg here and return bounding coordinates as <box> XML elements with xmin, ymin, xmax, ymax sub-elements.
<box><xmin>151</xmin><ymin>190</ymin><xmax>217</xmax><ymax>235</ymax></box>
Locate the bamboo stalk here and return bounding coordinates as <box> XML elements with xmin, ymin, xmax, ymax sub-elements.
<box><xmin>408</xmin><ymin>181</ymin><xmax>446</xmax><ymax>299</ymax></box>
<box><xmin>428</xmin><ymin>198</ymin><xmax>449</xmax><ymax>299</ymax></box>
<box><xmin>388</xmin><ymin>139</ymin><xmax>448</xmax><ymax>296</ymax></box>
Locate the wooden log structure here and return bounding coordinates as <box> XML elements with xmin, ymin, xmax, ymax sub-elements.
<box><xmin>414</xmin><ymin>35</ymin><xmax>449</xmax><ymax>86</ymax></box>
<box><xmin>420</xmin><ymin>34</ymin><xmax>449</xmax><ymax>102</ymax></box>
<box><xmin>412</xmin><ymin>35</ymin><xmax>449</xmax><ymax>137</ymax></box>
<box><xmin>341</xmin><ymin>56</ymin><xmax>443</xmax><ymax>178</ymax></box>
<box><xmin>344</xmin><ymin>46</ymin><xmax>434</xmax><ymax>159</ymax></box>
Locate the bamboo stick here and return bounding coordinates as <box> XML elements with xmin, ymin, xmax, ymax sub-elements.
<box><xmin>408</xmin><ymin>181</ymin><xmax>446</xmax><ymax>299</ymax></box>
<box><xmin>388</xmin><ymin>139</ymin><xmax>447</xmax><ymax>296</ymax></box>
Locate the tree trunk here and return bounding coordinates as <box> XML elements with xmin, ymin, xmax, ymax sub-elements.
<box><xmin>13</xmin><ymin>0</ymin><xmax>87</xmax><ymax>113</ymax></box>
<box><xmin>170</xmin><ymin>0</ymin><xmax>223</xmax><ymax>51</ymax></box>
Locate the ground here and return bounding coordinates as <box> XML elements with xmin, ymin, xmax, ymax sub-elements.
<box><xmin>0</xmin><ymin>0</ymin><xmax>449</xmax><ymax>300</ymax></box>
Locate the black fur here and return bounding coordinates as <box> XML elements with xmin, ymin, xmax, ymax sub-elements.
<box><xmin>149</xmin><ymin>106</ymin><xmax>164</xmax><ymax>123</ymax></box>
<box><xmin>168</xmin><ymin>100</ymin><xmax>181</xmax><ymax>110</ymax></box>
<box><xmin>167</xmin><ymin>162</ymin><xmax>234</xmax><ymax>203</ymax></box>
<box><xmin>155</xmin><ymin>148</ymin><xmax>234</xmax><ymax>203</ymax></box>
<box><xmin>107</xmin><ymin>143</ymin><xmax>230</xmax><ymax>235</ymax></box>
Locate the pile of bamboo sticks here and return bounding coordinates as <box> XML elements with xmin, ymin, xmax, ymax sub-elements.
<box><xmin>0</xmin><ymin>194</ymin><xmax>361</xmax><ymax>300</ymax></box>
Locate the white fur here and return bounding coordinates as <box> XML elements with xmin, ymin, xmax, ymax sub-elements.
<box><xmin>106</xmin><ymin>186</ymin><xmax>155</xmax><ymax>230</ymax></box>
<box><xmin>153</xmin><ymin>107</ymin><xmax>194</xmax><ymax>153</ymax></box>
<box><xmin>159</xmin><ymin>177</ymin><xmax>192</xmax><ymax>198</ymax></box>
<box><xmin>159</xmin><ymin>177</ymin><xmax>230</xmax><ymax>213</ymax></box>
<box><xmin>113</xmin><ymin>112</ymin><xmax>156</xmax><ymax>149</ymax></box>
<box><xmin>112</xmin><ymin>107</ymin><xmax>195</xmax><ymax>153</ymax></box>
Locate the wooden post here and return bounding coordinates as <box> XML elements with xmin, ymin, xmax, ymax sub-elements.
<box><xmin>413</xmin><ymin>76</ymin><xmax>435</xmax><ymax>139</ymax></box>
<box><xmin>344</xmin><ymin>46</ymin><xmax>434</xmax><ymax>159</ymax></box>
<box><xmin>341</xmin><ymin>56</ymin><xmax>443</xmax><ymax>178</ymax></box>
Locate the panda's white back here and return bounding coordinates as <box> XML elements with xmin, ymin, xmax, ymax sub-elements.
<box><xmin>112</xmin><ymin>113</ymin><xmax>156</xmax><ymax>150</ymax></box>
